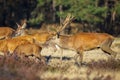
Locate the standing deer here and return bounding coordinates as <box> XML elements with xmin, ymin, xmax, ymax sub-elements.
<box><xmin>46</xmin><ymin>14</ymin><xmax>117</xmax><ymax>66</ymax></box>
<box><xmin>0</xmin><ymin>22</ymin><xmax>27</xmax><ymax>40</ymax></box>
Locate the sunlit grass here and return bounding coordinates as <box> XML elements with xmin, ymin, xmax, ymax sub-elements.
<box><xmin>0</xmin><ymin>52</ymin><xmax>120</xmax><ymax>80</ymax></box>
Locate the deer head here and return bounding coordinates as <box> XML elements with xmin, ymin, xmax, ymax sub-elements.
<box><xmin>51</xmin><ymin>14</ymin><xmax>74</xmax><ymax>39</ymax></box>
<box><xmin>45</xmin><ymin>14</ymin><xmax>74</xmax><ymax>46</ymax></box>
<box><xmin>15</xmin><ymin>22</ymin><xmax>27</xmax><ymax>37</ymax></box>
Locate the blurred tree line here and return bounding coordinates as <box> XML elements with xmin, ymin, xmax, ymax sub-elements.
<box><xmin>0</xmin><ymin>0</ymin><xmax>120</xmax><ymax>35</ymax></box>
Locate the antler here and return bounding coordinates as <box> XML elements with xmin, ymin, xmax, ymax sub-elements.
<box><xmin>21</xmin><ymin>22</ymin><xmax>27</xmax><ymax>28</ymax></box>
<box><xmin>57</xmin><ymin>14</ymin><xmax>74</xmax><ymax>33</ymax></box>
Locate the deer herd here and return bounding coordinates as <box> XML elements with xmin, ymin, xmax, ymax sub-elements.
<box><xmin>0</xmin><ymin>15</ymin><xmax>118</xmax><ymax>66</ymax></box>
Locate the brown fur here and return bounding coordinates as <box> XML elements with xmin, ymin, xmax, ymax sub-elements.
<box><xmin>0</xmin><ymin>22</ymin><xmax>26</xmax><ymax>40</ymax></box>
<box><xmin>14</xmin><ymin>43</ymin><xmax>43</xmax><ymax>60</ymax></box>
<box><xmin>0</xmin><ymin>38</ymin><xmax>30</xmax><ymax>54</ymax></box>
<box><xmin>0</xmin><ymin>27</ymin><xmax>15</xmax><ymax>39</ymax></box>
<box><xmin>0</xmin><ymin>31</ymin><xmax>54</xmax><ymax>56</ymax></box>
<box><xmin>47</xmin><ymin>32</ymin><xmax>117</xmax><ymax>65</ymax></box>
<box><xmin>32</xmin><ymin>32</ymin><xmax>55</xmax><ymax>45</ymax></box>
<box><xmin>13</xmin><ymin>35</ymin><xmax>34</xmax><ymax>43</ymax></box>
<box><xmin>13</xmin><ymin>32</ymin><xmax>55</xmax><ymax>45</ymax></box>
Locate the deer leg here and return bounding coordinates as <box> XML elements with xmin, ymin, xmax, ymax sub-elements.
<box><xmin>34</xmin><ymin>53</ymin><xmax>46</xmax><ymax>64</ymax></box>
<box><xmin>60</xmin><ymin>48</ymin><xmax>63</xmax><ymax>61</ymax></box>
<box><xmin>100</xmin><ymin>38</ymin><xmax>117</xmax><ymax>58</ymax></box>
<box><xmin>55</xmin><ymin>45</ymin><xmax>63</xmax><ymax>63</ymax></box>
<box><xmin>37</xmin><ymin>56</ymin><xmax>46</xmax><ymax>64</ymax></box>
<box><xmin>74</xmin><ymin>53</ymin><xmax>79</xmax><ymax>65</ymax></box>
<box><xmin>74</xmin><ymin>49</ymin><xmax>83</xmax><ymax>66</ymax></box>
<box><xmin>6</xmin><ymin>36</ymin><xmax>10</xmax><ymax>39</ymax></box>
<box><xmin>79</xmin><ymin>51</ymin><xmax>83</xmax><ymax>66</ymax></box>
<box><xmin>0</xmin><ymin>36</ymin><xmax>6</xmax><ymax>40</ymax></box>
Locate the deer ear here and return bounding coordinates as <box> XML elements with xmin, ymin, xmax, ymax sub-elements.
<box><xmin>21</xmin><ymin>22</ymin><xmax>27</xmax><ymax>29</ymax></box>
<box><xmin>16</xmin><ymin>23</ymin><xmax>21</xmax><ymax>28</ymax></box>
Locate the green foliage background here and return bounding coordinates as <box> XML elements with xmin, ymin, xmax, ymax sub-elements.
<box><xmin>0</xmin><ymin>0</ymin><xmax>120</xmax><ymax>35</ymax></box>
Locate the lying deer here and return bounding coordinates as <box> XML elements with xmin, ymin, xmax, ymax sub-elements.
<box><xmin>14</xmin><ymin>43</ymin><xmax>45</xmax><ymax>62</ymax></box>
<box><xmin>0</xmin><ymin>39</ymin><xmax>45</xmax><ymax>62</ymax></box>
<box><xmin>0</xmin><ymin>38</ymin><xmax>31</xmax><ymax>55</ymax></box>
<box><xmin>0</xmin><ymin>31</ymin><xmax>55</xmax><ymax>54</ymax></box>
<box><xmin>0</xmin><ymin>22</ymin><xmax>27</xmax><ymax>40</ymax></box>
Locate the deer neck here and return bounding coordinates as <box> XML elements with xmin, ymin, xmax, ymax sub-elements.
<box><xmin>58</xmin><ymin>35</ymin><xmax>74</xmax><ymax>50</ymax></box>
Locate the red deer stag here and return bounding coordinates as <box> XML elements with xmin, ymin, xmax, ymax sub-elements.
<box><xmin>46</xmin><ymin>14</ymin><xmax>117</xmax><ymax>66</ymax></box>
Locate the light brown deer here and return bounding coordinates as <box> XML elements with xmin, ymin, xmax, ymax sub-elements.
<box><xmin>11</xmin><ymin>31</ymin><xmax>54</xmax><ymax>46</ymax></box>
<box><xmin>46</xmin><ymin>14</ymin><xmax>117</xmax><ymax>65</ymax></box>
<box><xmin>14</xmin><ymin>22</ymin><xmax>27</xmax><ymax>36</ymax></box>
<box><xmin>13</xmin><ymin>43</ymin><xmax>45</xmax><ymax>62</ymax></box>
<box><xmin>31</xmin><ymin>32</ymin><xmax>55</xmax><ymax>46</ymax></box>
<box><xmin>0</xmin><ymin>31</ymin><xmax>54</xmax><ymax>56</ymax></box>
<box><xmin>0</xmin><ymin>38</ymin><xmax>31</xmax><ymax>55</ymax></box>
<box><xmin>0</xmin><ymin>22</ymin><xmax>27</xmax><ymax>40</ymax></box>
<box><xmin>12</xmin><ymin>34</ymin><xmax>34</xmax><ymax>43</ymax></box>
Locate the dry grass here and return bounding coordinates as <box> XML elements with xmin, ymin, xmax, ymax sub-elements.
<box><xmin>39</xmin><ymin>58</ymin><xmax>120</xmax><ymax>80</ymax></box>
<box><xmin>1</xmin><ymin>52</ymin><xmax>120</xmax><ymax>80</ymax></box>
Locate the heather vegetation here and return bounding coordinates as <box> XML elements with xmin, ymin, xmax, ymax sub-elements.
<box><xmin>0</xmin><ymin>54</ymin><xmax>46</xmax><ymax>80</ymax></box>
<box><xmin>0</xmin><ymin>51</ymin><xmax>120</xmax><ymax>80</ymax></box>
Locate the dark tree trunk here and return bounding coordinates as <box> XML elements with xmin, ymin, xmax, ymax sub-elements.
<box><xmin>103</xmin><ymin>0</ymin><xmax>115</xmax><ymax>34</ymax></box>
<box><xmin>59</xmin><ymin>5</ymin><xmax>63</xmax><ymax>24</ymax></box>
<box><xmin>52</xmin><ymin>0</ymin><xmax>56</xmax><ymax>22</ymax></box>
